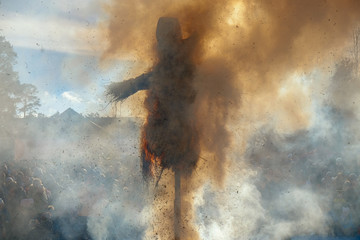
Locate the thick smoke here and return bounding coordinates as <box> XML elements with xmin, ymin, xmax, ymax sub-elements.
<box><xmin>102</xmin><ymin>0</ymin><xmax>360</xmax><ymax>239</ymax></box>
<box><xmin>1</xmin><ymin>0</ymin><xmax>360</xmax><ymax>237</ymax></box>
<box><xmin>0</xmin><ymin>110</ymin><xmax>149</xmax><ymax>239</ymax></box>
<box><xmin>103</xmin><ymin>0</ymin><xmax>360</xmax><ymax>182</ymax></box>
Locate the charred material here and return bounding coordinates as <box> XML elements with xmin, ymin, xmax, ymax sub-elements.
<box><xmin>107</xmin><ymin>72</ymin><xmax>152</xmax><ymax>102</ymax></box>
<box><xmin>108</xmin><ymin>17</ymin><xmax>199</xmax><ymax>179</ymax></box>
<box><xmin>108</xmin><ymin>17</ymin><xmax>199</xmax><ymax>240</ymax></box>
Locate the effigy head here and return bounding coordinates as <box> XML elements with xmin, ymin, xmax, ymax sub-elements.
<box><xmin>156</xmin><ymin>17</ymin><xmax>182</xmax><ymax>54</ymax></box>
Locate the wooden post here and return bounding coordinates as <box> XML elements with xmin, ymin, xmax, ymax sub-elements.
<box><xmin>174</xmin><ymin>168</ymin><xmax>181</xmax><ymax>240</ymax></box>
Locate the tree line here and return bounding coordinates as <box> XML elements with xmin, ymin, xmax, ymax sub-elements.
<box><xmin>0</xmin><ymin>35</ymin><xmax>41</xmax><ymax>126</ymax></box>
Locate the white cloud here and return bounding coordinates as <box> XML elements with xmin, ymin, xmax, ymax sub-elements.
<box><xmin>0</xmin><ymin>12</ymin><xmax>106</xmax><ymax>55</ymax></box>
<box><xmin>43</xmin><ymin>91</ymin><xmax>56</xmax><ymax>99</ymax></box>
<box><xmin>61</xmin><ymin>91</ymin><xmax>83</xmax><ymax>103</ymax></box>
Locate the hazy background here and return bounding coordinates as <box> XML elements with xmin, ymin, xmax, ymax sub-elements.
<box><xmin>1</xmin><ymin>0</ymin><xmax>360</xmax><ymax>239</ymax></box>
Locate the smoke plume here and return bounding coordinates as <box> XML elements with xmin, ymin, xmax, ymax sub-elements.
<box><xmin>102</xmin><ymin>0</ymin><xmax>360</xmax><ymax>239</ymax></box>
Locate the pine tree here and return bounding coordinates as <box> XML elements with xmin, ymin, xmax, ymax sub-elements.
<box><xmin>0</xmin><ymin>35</ymin><xmax>21</xmax><ymax>133</ymax></box>
<box><xmin>18</xmin><ymin>83</ymin><xmax>41</xmax><ymax>118</ymax></box>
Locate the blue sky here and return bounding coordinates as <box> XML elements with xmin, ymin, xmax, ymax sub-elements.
<box><xmin>0</xmin><ymin>0</ymin><xmax>128</xmax><ymax>116</ymax></box>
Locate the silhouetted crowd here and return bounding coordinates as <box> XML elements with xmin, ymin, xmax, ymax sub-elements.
<box><xmin>0</xmin><ymin>162</ymin><xmax>54</xmax><ymax>239</ymax></box>
<box><xmin>257</xmin><ymin>156</ymin><xmax>360</xmax><ymax>238</ymax></box>
<box><xmin>0</xmin><ymin>161</ymin><xmax>107</xmax><ymax>240</ymax></box>
<box><xmin>297</xmin><ymin>159</ymin><xmax>360</xmax><ymax>236</ymax></box>
<box><xmin>319</xmin><ymin>165</ymin><xmax>360</xmax><ymax>236</ymax></box>
<box><xmin>2</xmin><ymin>153</ymin><xmax>360</xmax><ymax>239</ymax></box>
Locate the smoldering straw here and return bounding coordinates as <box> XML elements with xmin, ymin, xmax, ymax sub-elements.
<box><xmin>107</xmin><ymin>17</ymin><xmax>199</xmax><ymax>178</ymax></box>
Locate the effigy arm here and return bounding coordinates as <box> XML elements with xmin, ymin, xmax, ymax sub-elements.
<box><xmin>107</xmin><ymin>72</ymin><xmax>152</xmax><ymax>102</ymax></box>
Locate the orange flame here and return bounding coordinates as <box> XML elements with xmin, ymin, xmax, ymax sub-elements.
<box><xmin>140</xmin><ymin>98</ymin><xmax>165</xmax><ymax>178</ymax></box>
<box><xmin>141</xmin><ymin>130</ymin><xmax>163</xmax><ymax>178</ymax></box>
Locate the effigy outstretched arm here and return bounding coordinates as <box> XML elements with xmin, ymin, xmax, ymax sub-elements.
<box><xmin>107</xmin><ymin>72</ymin><xmax>152</xmax><ymax>102</ymax></box>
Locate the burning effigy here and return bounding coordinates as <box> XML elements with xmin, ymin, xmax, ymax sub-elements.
<box><xmin>108</xmin><ymin>17</ymin><xmax>199</xmax><ymax>180</ymax></box>
<box><xmin>3</xmin><ymin>0</ymin><xmax>360</xmax><ymax>240</ymax></box>
<box><xmin>105</xmin><ymin>1</ymin><xmax>360</xmax><ymax>239</ymax></box>
<box><xmin>108</xmin><ymin>17</ymin><xmax>200</xmax><ymax>239</ymax></box>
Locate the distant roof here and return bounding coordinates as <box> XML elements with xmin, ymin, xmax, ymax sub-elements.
<box><xmin>57</xmin><ymin>108</ymin><xmax>83</xmax><ymax>122</ymax></box>
<box><xmin>61</xmin><ymin>108</ymin><xmax>82</xmax><ymax>116</ymax></box>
